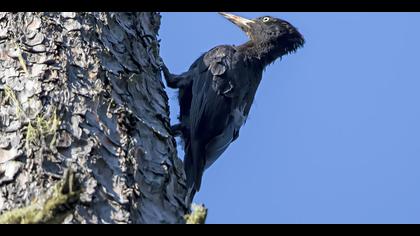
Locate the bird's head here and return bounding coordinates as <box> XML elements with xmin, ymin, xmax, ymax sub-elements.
<box><xmin>219</xmin><ymin>12</ymin><xmax>304</xmax><ymax>58</ymax></box>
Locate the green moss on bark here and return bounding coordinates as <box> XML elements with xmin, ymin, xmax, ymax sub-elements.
<box><xmin>184</xmin><ymin>204</ymin><xmax>208</xmax><ymax>224</ymax></box>
<box><xmin>0</xmin><ymin>169</ymin><xmax>79</xmax><ymax>224</ymax></box>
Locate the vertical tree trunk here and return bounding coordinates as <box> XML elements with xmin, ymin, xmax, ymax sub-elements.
<box><xmin>0</xmin><ymin>12</ymin><xmax>188</xmax><ymax>224</ymax></box>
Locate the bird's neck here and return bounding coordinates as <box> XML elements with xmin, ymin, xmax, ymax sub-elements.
<box><xmin>238</xmin><ymin>41</ymin><xmax>288</xmax><ymax>67</ymax></box>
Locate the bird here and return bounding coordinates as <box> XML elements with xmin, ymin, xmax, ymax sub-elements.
<box><xmin>161</xmin><ymin>12</ymin><xmax>305</xmax><ymax>205</ymax></box>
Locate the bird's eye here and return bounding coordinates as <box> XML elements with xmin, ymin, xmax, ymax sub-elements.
<box><xmin>262</xmin><ymin>17</ymin><xmax>270</xmax><ymax>22</ymax></box>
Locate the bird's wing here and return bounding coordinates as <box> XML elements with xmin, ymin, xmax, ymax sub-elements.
<box><xmin>204</xmin><ymin>107</ymin><xmax>246</xmax><ymax>169</ymax></box>
<box><xmin>184</xmin><ymin>46</ymin><xmax>237</xmax><ymax>190</ymax></box>
<box><xmin>200</xmin><ymin>46</ymin><xmax>251</xmax><ymax>169</ymax></box>
<box><xmin>187</xmin><ymin>45</ymin><xmax>251</xmax><ymax>191</ymax></box>
<box><xmin>203</xmin><ymin>45</ymin><xmax>237</xmax><ymax>97</ymax></box>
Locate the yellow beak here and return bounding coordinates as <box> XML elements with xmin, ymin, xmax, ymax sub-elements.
<box><xmin>218</xmin><ymin>12</ymin><xmax>255</xmax><ymax>32</ymax></box>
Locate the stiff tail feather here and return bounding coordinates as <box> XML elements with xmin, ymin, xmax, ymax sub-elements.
<box><xmin>183</xmin><ymin>140</ymin><xmax>205</xmax><ymax>206</ymax></box>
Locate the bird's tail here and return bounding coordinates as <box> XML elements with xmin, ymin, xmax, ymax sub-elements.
<box><xmin>185</xmin><ymin>185</ymin><xmax>197</xmax><ymax>207</ymax></box>
<box><xmin>183</xmin><ymin>139</ymin><xmax>204</xmax><ymax>207</ymax></box>
<box><xmin>183</xmin><ymin>142</ymin><xmax>196</xmax><ymax>206</ymax></box>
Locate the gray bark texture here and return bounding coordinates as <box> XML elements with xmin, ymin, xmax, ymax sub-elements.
<box><xmin>0</xmin><ymin>12</ymin><xmax>188</xmax><ymax>224</ymax></box>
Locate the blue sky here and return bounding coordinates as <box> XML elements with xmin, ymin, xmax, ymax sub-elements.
<box><xmin>159</xmin><ymin>12</ymin><xmax>420</xmax><ymax>223</ymax></box>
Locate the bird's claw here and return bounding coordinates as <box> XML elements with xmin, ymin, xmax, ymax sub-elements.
<box><xmin>157</xmin><ymin>56</ymin><xmax>165</xmax><ymax>70</ymax></box>
<box><xmin>170</xmin><ymin>124</ymin><xmax>184</xmax><ymax>137</ymax></box>
<box><xmin>157</xmin><ymin>56</ymin><xmax>171</xmax><ymax>74</ymax></box>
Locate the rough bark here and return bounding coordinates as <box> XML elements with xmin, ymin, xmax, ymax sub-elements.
<box><xmin>0</xmin><ymin>12</ymin><xmax>188</xmax><ymax>224</ymax></box>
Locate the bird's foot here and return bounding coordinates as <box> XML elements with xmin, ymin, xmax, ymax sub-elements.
<box><xmin>156</xmin><ymin>56</ymin><xmax>165</xmax><ymax>69</ymax></box>
<box><xmin>158</xmin><ymin>58</ymin><xmax>176</xmax><ymax>86</ymax></box>
<box><xmin>170</xmin><ymin>123</ymin><xmax>184</xmax><ymax>137</ymax></box>
<box><xmin>157</xmin><ymin>56</ymin><xmax>169</xmax><ymax>77</ymax></box>
<box><xmin>158</xmin><ymin>58</ymin><xmax>190</xmax><ymax>88</ymax></box>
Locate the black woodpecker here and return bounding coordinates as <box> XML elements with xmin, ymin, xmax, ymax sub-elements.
<box><xmin>161</xmin><ymin>12</ymin><xmax>305</xmax><ymax>205</ymax></box>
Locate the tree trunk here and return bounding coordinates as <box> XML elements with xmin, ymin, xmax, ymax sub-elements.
<box><xmin>0</xmin><ymin>12</ymin><xmax>189</xmax><ymax>224</ymax></box>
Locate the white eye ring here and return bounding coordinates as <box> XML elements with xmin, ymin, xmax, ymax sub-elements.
<box><xmin>262</xmin><ymin>17</ymin><xmax>270</xmax><ymax>22</ymax></box>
